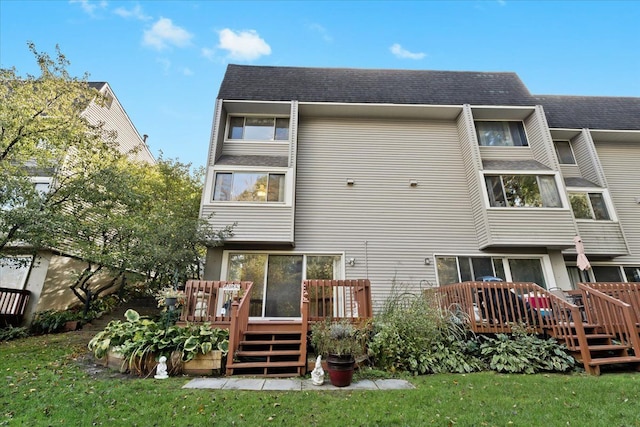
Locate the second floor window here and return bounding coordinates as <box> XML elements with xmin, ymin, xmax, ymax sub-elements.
<box><xmin>569</xmin><ymin>192</ymin><xmax>611</xmax><ymax>220</ymax></box>
<box><xmin>227</xmin><ymin>117</ymin><xmax>290</xmax><ymax>141</ymax></box>
<box><xmin>475</xmin><ymin>121</ymin><xmax>528</xmax><ymax>147</ymax></box>
<box><xmin>214</xmin><ymin>172</ymin><xmax>285</xmax><ymax>202</ymax></box>
<box><xmin>554</xmin><ymin>140</ymin><xmax>576</xmax><ymax>164</ymax></box>
<box><xmin>485</xmin><ymin>174</ymin><xmax>562</xmax><ymax>208</ymax></box>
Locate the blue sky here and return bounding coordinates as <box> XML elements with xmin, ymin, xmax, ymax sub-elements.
<box><xmin>1</xmin><ymin>0</ymin><xmax>639</xmax><ymax>168</ymax></box>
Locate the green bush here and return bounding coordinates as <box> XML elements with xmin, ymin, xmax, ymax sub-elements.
<box><xmin>479</xmin><ymin>326</ymin><xmax>575</xmax><ymax>373</ymax></box>
<box><xmin>369</xmin><ymin>288</ymin><xmax>484</xmax><ymax>375</ymax></box>
<box><xmin>0</xmin><ymin>325</ymin><xmax>30</xmax><ymax>341</ymax></box>
<box><xmin>30</xmin><ymin>309</ymin><xmax>84</xmax><ymax>334</ymax></box>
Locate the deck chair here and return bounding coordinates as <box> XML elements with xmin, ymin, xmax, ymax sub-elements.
<box><xmin>548</xmin><ymin>287</ymin><xmax>584</xmax><ymax>322</ymax></box>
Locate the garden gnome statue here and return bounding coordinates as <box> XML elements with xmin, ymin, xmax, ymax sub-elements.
<box><xmin>154</xmin><ymin>356</ymin><xmax>169</xmax><ymax>379</ymax></box>
<box><xmin>311</xmin><ymin>355</ymin><xmax>324</xmax><ymax>386</ymax></box>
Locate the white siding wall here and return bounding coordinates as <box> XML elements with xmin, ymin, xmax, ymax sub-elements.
<box><xmin>527</xmin><ymin>107</ymin><xmax>558</xmax><ymax>169</ymax></box>
<box><xmin>205</xmin><ymin>205</ymin><xmax>294</xmax><ymax>242</ymax></box>
<box><xmin>294</xmin><ymin>117</ymin><xmax>479</xmax><ymax>304</ymax></box>
<box><xmin>594</xmin><ymin>140</ymin><xmax>640</xmax><ymax>263</ymax></box>
<box><xmin>572</xmin><ymin>131</ymin><xmax>607</xmax><ymax>187</ymax></box>
<box><xmin>222</xmin><ymin>142</ymin><xmax>290</xmax><ymax>157</ymax></box>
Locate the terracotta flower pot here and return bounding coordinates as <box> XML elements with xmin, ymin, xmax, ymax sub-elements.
<box><xmin>326</xmin><ymin>354</ymin><xmax>355</xmax><ymax>387</ymax></box>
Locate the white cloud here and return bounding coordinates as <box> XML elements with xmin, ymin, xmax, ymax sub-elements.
<box><xmin>217</xmin><ymin>28</ymin><xmax>271</xmax><ymax>61</ymax></box>
<box><xmin>69</xmin><ymin>0</ymin><xmax>108</xmax><ymax>16</ymax></box>
<box><xmin>143</xmin><ymin>17</ymin><xmax>193</xmax><ymax>51</ymax></box>
<box><xmin>390</xmin><ymin>43</ymin><xmax>426</xmax><ymax>60</ymax></box>
<box><xmin>309</xmin><ymin>23</ymin><xmax>332</xmax><ymax>42</ymax></box>
<box><xmin>201</xmin><ymin>47</ymin><xmax>215</xmax><ymax>60</ymax></box>
<box><xmin>114</xmin><ymin>3</ymin><xmax>151</xmax><ymax>21</ymax></box>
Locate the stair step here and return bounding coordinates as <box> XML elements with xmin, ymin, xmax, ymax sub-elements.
<box><xmin>587</xmin><ymin>356</ymin><xmax>640</xmax><ymax>366</ymax></box>
<box><xmin>240</xmin><ymin>339</ymin><xmax>302</xmax><ymax>346</ymax></box>
<box><xmin>228</xmin><ymin>361</ymin><xmax>305</xmax><ymax>369</ymax></box>
<box><xmin>588</xmin><ymin>345</ymin><xmax>630</xmax><ymax>352</ymax></box>
<box><xmin>236</xmin><ymin>350</ymin><xmax>301</xmax><ymax>357</ymax></box>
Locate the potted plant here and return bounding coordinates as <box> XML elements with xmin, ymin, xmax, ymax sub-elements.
<box><xmin>310</xmin><ymin>319</ymin><xmax>369</xmax><ymax>387</ymax></box>
<box><xmin>155</xmin><ymin>287</ymin><xmax>186</xmax><ymax>310</ymax></box>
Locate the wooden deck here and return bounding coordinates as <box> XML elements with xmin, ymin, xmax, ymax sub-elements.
<box><xmin>434</xmin><ymin>281</ymin><xmax>640</xmax><ymax>375</ymax></box>
<box><xmin>0</xmin><ymin>287</ymin><xmax>30</xmax><ymax>327</ymax></box>
<box><xmin>178</xmin><ymin>279</ymin><xmax>373</xmax><ymax>377</ymax></box>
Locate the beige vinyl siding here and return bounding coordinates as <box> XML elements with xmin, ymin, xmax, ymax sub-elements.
<box><xmin>457</xmin><ymin>105</ymin><xmax>490</xmax><ymax>248</ymax></box>
<box><xmin>209</xmin><ymin>99</ymin><xmax>225</xmax><ymax>166</ymax></box>
<box><xmin>574</xmin><ymin>221</ymin><xmax>629</xmax><ymax>256</ymax></box>
<box><xmin>560</xmin><ymin>164</ymin><xmax>582</xmax><ymax>179</ymax></box>
<box><xmin>483</xmin><ymin>210</ymin><xmax>576</xmax><ymax>248</ymax></box>
<box><xmin>82</xmin><ymin>86</ymin><xmax>154</xmax><ymax>164</ymax></box>
<box><xmin>572</xmin><ymin>130</ymin><xmax>607</xmax><ymax>187</ymax></box>
<box><xmin>222</xmin><ymin>141</ymin><xmax>290</xmax><ymax>158</ymax></box>
<box><xmin>203</xmin><ymin>205</ymin><xmax>294</xmax><ymax>243</ymax></box>
<box><xmin>478</xmin><ymin>146</ymin><xmax>534</xmax><ymax>161</ymax></box>
<box><xmin>526</xmin><ymin>107</ymin><xmax>558</xmax><ymax>169</ymax></box>
<box><xmin>594</xmin><ymin>140</ymin><xmax>640</xmax><ymax>263</ymax></box>
<box><xmin>294</xmin><ymin>116</ymin><xmax>478</xmax><ymax>304</ymax></box>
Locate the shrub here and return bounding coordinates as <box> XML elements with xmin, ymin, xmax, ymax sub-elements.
<box><xmin>0</xmin><ymin>325</ymin><xmax>30</xmax><ymax>341</ymax></box>
<box><xmin>310</xmin><ymin>319</ymin><xmax>369</xmax><ymax>358</ymax></box>
<box><xmin>30</xmin><ymin>309</ymin><xmax>84</xmax><ymax>334</ymax></box>
<box><xmin>369</xmin><ymin>287</ymin><xmax>484</xmax><ymax>375</ymax></box>
<box><xmin>479</xmin><ymin>325</ymin><xmax>575</xmax><ymax>373</ymax></box>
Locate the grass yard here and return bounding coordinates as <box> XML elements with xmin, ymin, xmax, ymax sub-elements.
<box><xmin>1</xmin><ymin>332</ymin><xmax>640</xmax><ymax>427</ymax></box>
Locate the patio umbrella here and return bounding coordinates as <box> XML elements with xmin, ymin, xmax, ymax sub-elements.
<box><xmin>574</xmin><ymin>235</ymin><xmax>591</xmax><ymax>271</ymax></box>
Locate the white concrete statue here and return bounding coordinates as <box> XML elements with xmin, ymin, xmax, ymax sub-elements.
<box><xmin>311</xmin><ymin>355</ymin><xmax>325</xmax><ymax>386</ymax></box>
<box><xmin>154</xmin><ymin>356</ymin><xmax>169</xmax><ymax>379</ymax></box>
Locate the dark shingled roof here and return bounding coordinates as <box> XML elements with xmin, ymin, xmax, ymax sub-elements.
<box><xmin>564</xmin><ymin>177</ymin><xmax>602</xmax><ymax>188</ymax></box>
<box><xmin>535</xmin><ymin>95</ymin><xmax>640</xmax><ymax>131</ymax></box>
<box><xmin>217</xmin><ymin>155</ymin><xmax>288</xmax><ymax>168</ymax></box>
<box><xmin>218</xmin><ymin>64</ymin><xmax>535</xmax><ymax>106</ymax></box>
<box><xmin>88</xmin><ymin>82</ymin><xmax>106</xmax><ymax>90</ymax></box>
<box><xmin>482</xmin><ymin>160</ymin><xmax>551</xmax><ymax>171</ymax></box>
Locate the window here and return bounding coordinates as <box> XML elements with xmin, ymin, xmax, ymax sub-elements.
<box><xmin>569</xmin><ymin>192</ymin><xmax>611</xmax><ymax>220</ymax></box>
<box><xmin>475</xmin><ymin>121</ymin><xmax>528</xmax><ymax>147</ymax></box>
<box><xmin>0</xmin><ymin>256</ymin><xmax>32</xmax><ymax>290</ymax></box>
<box><xmin>554</xmin><ymin>140</ymin><xmax>576</xmax><ymax>164</ymax></box>
<box><xmin>213</xmin><ymin>172</ymin><xmax>285</xmax><ymax>202</ymax></box>
<box><xmin>436</xmin><ymin>255</ymin><xmax>548</xmax><ymax>288</ymax></box>
<box><xmin>623</xmin><ymin>267</ymin><xmax>640</xmax><ymax>282</ymax></box>
<box><xmin>227</xmin><ymin>116</ymin><xmax>289</xmax><ymax>141</ymax></box>
<box><xmin>485</xmin><ymin>174</ymin><xmax>562</xmax><ymax>208</ymax></box>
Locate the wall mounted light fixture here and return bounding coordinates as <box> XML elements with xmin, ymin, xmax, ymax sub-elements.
<box><xmin>424</xmin><ymin>258</ymin><xmax>431</xmax><ymax>265</ymax></box>
<box><xmin>409</xmin><ymin>180</ymin><xmax>418</xmax><ymax>187</ymax></box>
<box><xmin>348</xmin><ymin>258</ymin><xmax>356</xmax><ymax>266</ymax></box>
<box><xmin>346</xmin><ymin>178</ymin><xmax>355</xmax><ymax>186</ymax></box>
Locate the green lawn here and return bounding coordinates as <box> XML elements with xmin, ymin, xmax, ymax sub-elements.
<box><xmin>1</xmin><ymin>332</ymin><xmax>639</xmax><ymax>427</ymax></box>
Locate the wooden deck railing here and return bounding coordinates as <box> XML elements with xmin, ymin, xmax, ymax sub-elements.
<box><xmin>299</xmin><ymin>283</ymin><xmax>310</xmax><ymax>368</ymax></box>
<box><xmin>180</xmin><ymin>280</ymin><xmax>253</xmax><ymax>325</ymax></box>
<box><xmin>226</xmin><ymin>282</ymin><xmax>254</xmax><ymax>373</ymax></box>
<box><xmin>578</xmin><ymin>283</ymin><xmax>640</xmax><ymax>356</ymax></box>
<box><xmin>433</xmin><ymin>282</ymin><xmax>590</xmax><ymax>361</ymax></box>
<box><xmin>579</xmin><ymin>282</ymin><xmax>640</xmax><ymax>328</ymax></box>
<box><xmin>304</xmin><ymin>279</ymin><xmax>372</xmax><ymax>321</ymax></box>
<box><xmin>0</xmin><ymin>287</ymin><xmax>30</xmax><ymax>327</ymax></box>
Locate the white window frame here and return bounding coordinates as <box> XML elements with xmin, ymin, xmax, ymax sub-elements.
<box><xmin>480</xmin><ymin>170</ymin><xmax>567</xmax><ymax>209</ymax></box>
<box><xmin>553</xmin><ymin>140</ymin><xmax>577</xmax><ymax>165</ymax></box>
<box><xmin>475</xmin><ymin>120</ymin><xmax>529</xmax><ymax>147</ymax></box>
<box><xmin>567</xmin><ymin>187</ymin><xmax>617</xmax><ymax>222</ymax></box>
<box><xmin>225</xmin><ymin>114</ymin><xmax>290</xmax><ymax>142</ymax></box>
<box><xmin>0</xmin><ymin>256</ymin><xmax>33</xmax><ymax>290</ymax></box>
<box><xmin>208</xmin><ymin>166</ymin><xmax>293</xmax><ymax>206</ymax></box>
<box><xmin>435</xmin><ymin>254</ymin><xmax>555</xmax><ymax>288</ymax></box>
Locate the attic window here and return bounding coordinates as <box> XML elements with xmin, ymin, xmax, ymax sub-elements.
<box><xmin>227</xmin><ymin>117</ymin><xmax>289</xmax><ymax>141</ymax></box>
<box><xmin>475</xmin><ymin>121</ymin><xmax>528</xmax><ymax>147</ymax></box>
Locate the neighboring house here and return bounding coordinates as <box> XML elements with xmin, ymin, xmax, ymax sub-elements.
<box><xmin>1</xmin><ymin>82</ymin><xmax>155</xmax><ymax>324</ymax></box>
<box><xmin>199</xmin><ymin>65</ymin><xmax>640</xmax><ymax>319</ymax></box>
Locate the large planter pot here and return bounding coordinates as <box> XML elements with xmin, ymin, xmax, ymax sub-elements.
<box><xmin>182</xmin><ymin>351</ymin><xmax>223</xmax><ymax>376</ymax></box>
<box><xmin>107</xmin><ymin>349</ymin><xmax>128</xmax><ymax>373</ymax></box>
<box><xmin>326</xmin><ymin>354</ymin><xmax>355</xmax><ymax>387</ymax></box>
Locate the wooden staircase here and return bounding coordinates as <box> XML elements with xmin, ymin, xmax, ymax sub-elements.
<box><xmin>550</xmin><ymin>322</ymin><xmax>640</xmax><ymax>375</ymax></box>
<box><xmin>226</xmin><ymin>321</ymin><xmax>307</xmax><ymax>377</ymax></box>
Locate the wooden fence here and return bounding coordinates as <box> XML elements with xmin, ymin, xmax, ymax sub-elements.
<box><xmin>0</xmin><ymin>287</ymin><xmax>30</xmax><ymax>327</ymax></box>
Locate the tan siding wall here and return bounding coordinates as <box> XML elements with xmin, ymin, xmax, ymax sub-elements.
<box><xmin>560</xmin><ymin>165</ymin><xmax>582</xmax><ymax>179</ymax></box>
<box><xmin>527</xmin><ymin>107</ymin><xmax>558</xmax><ymax>169</ymax></box>
<box><xmin>572</xmin><ymin>131</ymin><xmax>606</xmax><ymax>187</ymax></box>
<box><xmin>478</xmin><ymin>147</ymin><xmax>534</xmax><ymax>161</ymax></box>
<box><xmin>484</xmin><ymin>210</ymin><xmax>576</xmax><ymax>248</ymax></box>
<box><xmin>222</xmin><ymin>141</ymin><xmax>290</xmax><ymax>157</ymax></box>
<box><xmin>82</xmin><ymin>87</ymin><xmax>154</xmax><ymax>164</ymax></box>
<box><xmin>575</xmin><ymin>221</ymin><xmax>629</xmax><ymax>256</ymax></box>
<box><xmin>210</xmin><ymin>99</ymin><xmax>224</xmax><ymax>165</ymax></box>
<box><xmin>202</xmin><ymin>205</ymin><xmax>293</xmax><ymax>243</ymax></box>
<box><xmin>294</xmin><ymin>117</ymin><xmax>479</xmax><ymax>304</ymax></box>
<box><xmin>457</xmin><ymin>105</ymin><xmax>489</xmax><ymax>247</ymax></box>
<box><xmin>594</xmin><ymin>140</ymin><xmax>640</xmax><ymax>263</ymax></box>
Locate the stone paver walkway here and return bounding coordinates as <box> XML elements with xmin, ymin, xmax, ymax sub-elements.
<box><xmin>182</xmin><ymin>377</ymin><xmax>414</xmax><ymax>391</ymax></box>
